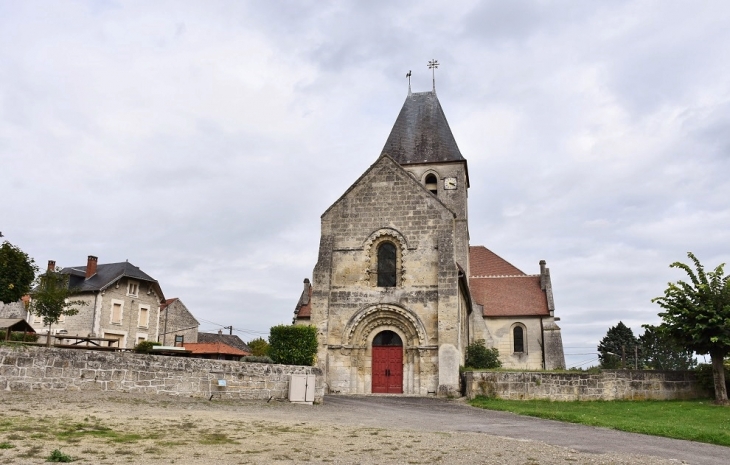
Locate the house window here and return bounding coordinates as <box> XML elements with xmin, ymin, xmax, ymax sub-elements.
<box><xmin>138</xmin><ymin>305</ymin><xmax>149</xmax><ymax>328</ymax></box>
<box><xmin>103</xmin><ymin>332</ymin><xmax>124</xmax><ymax>348</ymax></box>
<box><xmin>513</xmin><ymin>326</ymin><xmax>525</xmax><ymax>353</ymax></box>
<box><xmin>137</xmin><ymin>336</ymin><xmax>146</xmax><ymax>344</ymax></box>
<box><xmin>377</xmin><ymin>242</ymin><xmax>397</xmax><ymax>287</ymax></box>
<box><xmin>111</xmin><ymin>302</ymin><xmax>123</xmax><ymax>324</ymax></box>
<box><xmin>174</xmin><ymin>335</ymin><xmax>184</xmax><ymax>347</ymax></box>
<box><xmin>127</xmin><ymin>280</ymin><xmax>139</xmax><ymax>297</ymax></box>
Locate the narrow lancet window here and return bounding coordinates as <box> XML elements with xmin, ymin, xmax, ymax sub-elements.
<box><xmin>377</xmin><ymin>242</ymin><xmax>397</xmax><ymax>287</ymax></box>
<box><xmin>513</xmin><ymin>326</ymin><xmax>524</xmax><ymax>353</ymax></box>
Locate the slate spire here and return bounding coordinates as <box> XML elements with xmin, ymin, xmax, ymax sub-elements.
<box><xmin>380</xmin><ymin>91</ymin><xmax>465</xmax><ymax>165</ymax></box>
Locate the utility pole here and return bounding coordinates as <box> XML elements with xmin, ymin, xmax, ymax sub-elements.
<box><xmin>634</xmin><ymin>345</ymin><xmax>639</xmax><ymax>370</ymax></box>
<box><xmin>224</xmin><ymin>325</ymin><xmax>233</xmax><ymax>335</ymax></box>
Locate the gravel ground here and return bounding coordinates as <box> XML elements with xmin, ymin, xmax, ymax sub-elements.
<box><xmin>0</xmin><ymin>391</ymin><xmax>689</xmax><ymax>464</ymax></box>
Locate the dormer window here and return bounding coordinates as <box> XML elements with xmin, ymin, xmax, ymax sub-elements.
<box><xmin>127</xmin><ymin>280</ymin><xmax>139</xmax><ymax>297</ymax></box>
<box><xmin>424</xmin><ymin>173</ymin><xmax>438</xmax><ymax>195</ymax></box>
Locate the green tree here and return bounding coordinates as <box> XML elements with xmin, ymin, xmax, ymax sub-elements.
<box><xmin>597</xmin><ymin>321</ymin><xmax>638</xmax><ymax>369</ymax></box>
<box><xmin>652</xmin><ymin>252</ymin><xmax>730</xmax><ymax>405</ymax></box>
<box><xmin>465</xmin><ymin>340</ymin><xmax>501</xmax><ymax>369</ymax></box>
<box><xmin>28</xmin><ymin>269</ymin><xmax>87</xmax><ymax>346</ymax></box>
<box><xmin>247</xmin><ymin>337</ymin><xmax>270</xmax><ymax>356</ymax></box>
<box><xmin>0</xmin><ymin>241</ymin><xmax>38</xmax><ymax>304</ymax></box>
<box><xmin>268</xmin><ymin>325</ymin><xmax>317</xmax><ymax>366</ymax></box>
<box><xmin>638</xmin><ymin>324</ymin><xmax>696</xmax><ymax>371</ymax></box>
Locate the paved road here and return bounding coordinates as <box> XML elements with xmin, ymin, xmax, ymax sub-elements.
<box><xmin>322</xmin><ymin>395</ymin><xmax>728</xmax><ymax>465</ymax></box>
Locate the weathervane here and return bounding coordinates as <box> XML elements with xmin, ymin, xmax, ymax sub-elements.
<box><xmin>428</xmin><ymin>59</ymin><xmax>439</xmax><ymax>92</ymax></box>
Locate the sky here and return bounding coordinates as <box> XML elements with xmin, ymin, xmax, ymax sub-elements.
<box><xmin>1</xmin><ymin>1</ymin><xmax>729</xmax><ymax>368</ymax></box>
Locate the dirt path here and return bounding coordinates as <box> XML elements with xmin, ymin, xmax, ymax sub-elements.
<box><xmin>0</xmin><ymin>391</ymin><xmax>708</xmax><ymax>464</ymax></box>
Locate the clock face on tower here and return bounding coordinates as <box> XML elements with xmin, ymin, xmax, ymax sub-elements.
<box><xmin>444</xmin><ymin>177</ymin><xmax>457</xmax><ymax>190</ymax></box>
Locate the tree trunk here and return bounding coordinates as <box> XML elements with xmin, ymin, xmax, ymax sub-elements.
<box><xmin>710</xmin><ymin>351</ymin><xmax>728</xmax><ymax>405</ymax></box>
<box><xmin>46</xmin><ymin>323</ymin><xmax>53</xmax><ymax>347</ymax></box>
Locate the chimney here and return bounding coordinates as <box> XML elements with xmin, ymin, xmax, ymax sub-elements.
<box><xmin>302</xmin><ymin>278</ymin><xmax>311</xmax><ymax>305</ymax></box>
<box><xmin>86</xmin><ymin>255</ymin><xmax>98</xmax><ymax>279</ymax></box>
<box><xmin>47</xmin><ymin>260</ymin><xmax>56</xmax><ymax>272</ymax></box>
<box><xmin>218</xmin><ymin>329</ymin><xmax>223</xmax><ymax>336</ymax></box>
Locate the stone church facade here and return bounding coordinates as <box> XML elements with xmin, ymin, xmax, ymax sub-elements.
<box><xmin>295</xmin><ymin>90</ymin><xmax>565</xmax><ymax>396</ymax></box>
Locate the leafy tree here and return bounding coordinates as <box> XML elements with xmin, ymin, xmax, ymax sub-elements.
<box><xmin>0</xmin><ymin>241</ymin><xmax>38</xmax><ymax>304</ymax></box>
<box><xmin>652</xmin><ymin>252</ymin><xmax>730</xmax><ymax>405</ymax></box>
<box><xmin>597</xmin><ymin>321</ymin><xmax>638</xmax><ymax>369</ymax></box>
<box><xmin>638</xmin><ymin>324</ymin><xmax>696</xmax><ymax>371</ymax></box>
<box><xmin>465</xmin><ymin>340</ymin><xmax>501</xmax><ymax>369</ymax></box>
<box><xmin>28</xmin><ymin>269</ymin><xmax>87</xmax><ymax>346</ymax></box>
<box><xmin>268</xmin><ymin>325</ymin><xmax>317</xmax><ymax>366</ymax></box>
<box><xmin>247</xmin><ymin>337</ymin><xmax>270</xmax><ymax>356</ymax></box>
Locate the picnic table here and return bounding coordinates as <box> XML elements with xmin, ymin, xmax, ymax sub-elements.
<box><xmin>52</xmin><ymin>335</ymin><xmax>122</xmax><ymax>349</ymax></box>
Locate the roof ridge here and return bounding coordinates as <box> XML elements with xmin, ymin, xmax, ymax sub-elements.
<box><xmin>470</xmin><ymin>274</ymin><xmax>539</xmax><ymax>278</ymax></box>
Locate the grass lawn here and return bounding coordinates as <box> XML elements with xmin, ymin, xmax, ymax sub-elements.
<box><xmin>469</xmin><ymin>397</ymin><xmax>730</xmax><ymax>447</ymax></box>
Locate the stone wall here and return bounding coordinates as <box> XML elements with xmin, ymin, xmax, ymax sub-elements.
<box><xmin>465</xmin><ymin>370</ymin><xmax>704</xmax><ymax>401</ymax></box>
<box><xmin>0</xmin><ymin>346</ymin><xmax>323</xmax><ymax>402</ymax></box>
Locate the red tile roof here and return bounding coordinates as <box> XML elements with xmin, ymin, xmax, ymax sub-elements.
<box><xmin>159</xmin><ymin>297</ymin><xmax>178</xmax><ymax>311</ymax></box>
<box><xmin>183</xmin><ymin>342</ymin><xmax>249</xmax><ymax>356</ymax></box>
<box><xmin>469</xmin><ymin>275</ymin><xmax>549</xmax><ymax>317</ymax></box>
<box><xmin>296</xmin><ymin>285</ymin><xmax>313</xmax><ymax>318</ymax></box>
<box><xmin>469</xmin><ymin>246</ymin><xmax>525</xmax><ymax>277</ymax></box>
<box><xmin>468</xmin><ymin>246</ymin><xmax>549</xmax><ymax>317</ymax></box>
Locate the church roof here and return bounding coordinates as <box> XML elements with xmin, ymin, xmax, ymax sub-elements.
<box><xmin>469</xmin><ymin>275</ymin><xmax>550</xmax><ymax>317</ymax></box>
<box><xmin>380</xmin><ymin>91</ymin><xmax>466</xmax><ymax>165</ymax></box>
<box><xmin>468</xmin><ymin>246</ymin><xmax>549</xmax><ymax>317</ymax></box>
<box><xmin>469</xmin><ymin>246</ymin><xmax>525</xmax><ymax>277</ymax></box>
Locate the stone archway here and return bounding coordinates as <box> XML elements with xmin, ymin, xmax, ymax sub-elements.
<box><xmin>340</xmin><ymin>304</ymin><xmax>432</xmax><ymax>394</ymax></box>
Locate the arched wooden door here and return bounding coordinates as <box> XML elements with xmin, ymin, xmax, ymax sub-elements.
<box><xmin>371</xmin><ymin>330</ymin><xmax>403</xmax><ymax>394</ymax></box>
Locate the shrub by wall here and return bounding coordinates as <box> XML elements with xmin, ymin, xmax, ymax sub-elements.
<box><xmin>269</xmin><ymin>325</ymin><xmax>317</xmax><ymax>366</ymax></box>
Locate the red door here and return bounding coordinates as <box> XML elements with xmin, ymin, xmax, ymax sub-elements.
<box><xmin>372</xmin><ymin>346</ymin><xmax>403</xmax><ymax>393</ymax></box>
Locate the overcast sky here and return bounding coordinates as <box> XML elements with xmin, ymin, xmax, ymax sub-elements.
<box><xmin>2</xmin><ymin>1</ymin><xmax>729</xmax><ymax>368</ymax></box>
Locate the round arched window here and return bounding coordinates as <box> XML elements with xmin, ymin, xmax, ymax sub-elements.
<box><xmin>513</xmin><ymin>326</ymin><xmax>524</xmax><ymax>353</ymax></box>
<box><xmin>377</xmin><ymin>242</ymin><xmax>397</xmax><ymax>287</ymax></box>
<box><xmin>372</xmin><ymin>330</ymin><xmax>403</xmax><ymax>347</ymax></box>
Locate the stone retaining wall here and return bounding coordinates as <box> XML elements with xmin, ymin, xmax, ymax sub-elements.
<box><xmin>0</xmin><ymin>346</ymin><xmax>323</xmax><ymax>402</ymax></box>
<box><xmin>465</xmin><ymin>370</ymin><xmax>704</xmax><ymax>401</ymax></box>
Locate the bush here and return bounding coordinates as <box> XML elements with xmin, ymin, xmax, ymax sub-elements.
<box><xmin>465</xmin><ymin>340</ymin><xmax>501</xmax><ymax>369</ymax></box>
<box><xmin>9</xmin><ymin>332</ymin><xmax>38</xmax><ymax>342</ymax></box>
<box><xmin>133</xmin><ymin>340</ymin><xmax>161</xmax><ymax>354</ymax></box>
<box><xmin>241</xmin><ymin>355</ymin><xmax>274</xmax><ymax>364</ymax></box>
<box><xmin>268</xmin><ymin>325</ymin><xmax>317</xmax><ymax>366</ymax></box>
<box><xmin>47</xmin><ymin>449</ymin><xmax>73</xmax><ymax>462</ymax></box>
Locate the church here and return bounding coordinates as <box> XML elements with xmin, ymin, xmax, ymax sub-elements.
<box><xmin>294</xmin><ymin>87</ymin><xmax>565</xmax><ymax>396</ymax></box>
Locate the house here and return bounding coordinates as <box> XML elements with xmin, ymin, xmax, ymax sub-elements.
<box><xmin>26</xmin><ymin>256</ymin><xmax>165</xmax><ymax>349</ymax></box>
<box><xmin>158</xmin><ymin>298</ymin><xmax>199</xmax><ymax>346</ymax></box>
<box><xmin>184</xmin><ymin>339</ymin><xmax>249</xmax><ymax>360</ymax></box>
<box><xmin>197</xmin><ymin>331</ymin><xmax>251</xmax><ymax>354</ymax></box>
<box><xmin>294</xmin><ymin>89</ymin><xmax>565</xmax><ymax>396</ymax></box>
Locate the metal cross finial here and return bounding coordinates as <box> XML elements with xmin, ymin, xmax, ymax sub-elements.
<box><xmin>428</xmin><ymin>59</ymin><xmax>439</xmax><ymax>91</ymax></box>
<box><xmin>406</xmin><ymin>70</ymin><xmax>412</xmax><ymax>93</ymax></box>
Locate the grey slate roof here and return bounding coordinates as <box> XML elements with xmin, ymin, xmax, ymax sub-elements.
<box><xmin>380</xmin><ymin>91</ymin><xmax>465</xmax><ymax>165</ymax></box>
<box><xmin>197</xmin><ymin>332</ymin><xmax>251</xmax><ymax>353</ymax></box>
<box><xmin>61</xmin><ymin>261</ymin><xmax>163</xmax><ymax>299</ymax></box>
